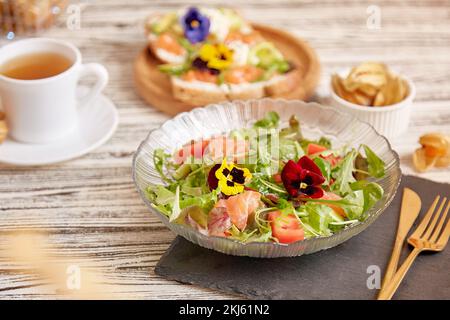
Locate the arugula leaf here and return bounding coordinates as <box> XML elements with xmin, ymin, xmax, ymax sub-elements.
<box><xmin>331</xmin><ymin>150</ymin><xmax>357</xmax><ymax>195</ymax></box>
<box><xmin>257</xmin><ymin>178</ymin><xmax>288</xmax><ymax>195</ymax></box>
<box><xmin>313</xmin><ymin>157</ymin><xmax>331</xmax><ymax>183</ymax></box>
<box><xmin>276</xmin><ymin>198</ymin><xmax>296</xmax><ymax>216</ymax></box>
<box><xmin>254</xmin><ymin>111</ymin><xmax>280</xmax><ymax>129</ymax></box>
<box><xmin>318</xmin><ymin>137</ymin><xmax>332</xmax><ymax>149</ymax></box>
<box><xmin>341</xmin><ymin>190</ymin><xmax>364</xmax><ymax>220</ymax></box>
<box><xmin>351</xmin><ymin>180</ymin><xmax>384</xmax><ymax>212</ymax></box>
<box><xmin>362</xmin><ymin>145</ymin><xmax>385</xmax><ymax>178</ymax></box>
<box><xmin>302</xmin><ymin>203</ymin><xmax>334</xmax><ymax>236</ymax></box>
<box><xmin>279</xmin><ymin>139</ymin><xmax>304</xmax><ymax>161</ymax></box>
<box><xmin>246</xmin><ymin>231</ymin><xmax>273</xmax><ymax>243</ymax></box>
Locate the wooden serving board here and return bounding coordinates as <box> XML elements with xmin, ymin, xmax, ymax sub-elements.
<box><xmin>133</xmin><ymin>24</ymin><xmax>321</xmax><ymax>116</ymax></box>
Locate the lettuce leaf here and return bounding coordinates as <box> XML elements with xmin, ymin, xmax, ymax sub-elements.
<box><xmin>153</xmin><ymin>148</ymin><xmax>172</xmax><ymax>183</ymax></box>
<box><xmin>168</xmin><ymin>186</ymin><xmax>181</xmax><ymax>222</ymax></box>
<box><xmin>152</xmin><ymin>185</ymin><xmax>175</xmax><ymax>205</ymax></box>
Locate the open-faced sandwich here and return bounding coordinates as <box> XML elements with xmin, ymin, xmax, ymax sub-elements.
<box><xmin>145</xmin><ymin>7</ymin><xmax>301</xmax><ymax>105</ymax></box>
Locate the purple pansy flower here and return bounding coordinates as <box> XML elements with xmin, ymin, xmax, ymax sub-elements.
<box><xmin>181</xmin><ymin>7</ymin><xmax>210</xmax><ymax>44</ymax></box>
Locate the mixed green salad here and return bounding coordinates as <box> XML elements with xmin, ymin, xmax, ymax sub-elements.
<box><xmin>147</xmin><ymin>112</ymin><xmax>386</xmax><ymax>244</ymax></box>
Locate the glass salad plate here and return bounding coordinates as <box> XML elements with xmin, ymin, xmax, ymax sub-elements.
<box><xmin>132</xmin><ymin>99</ymin><xmax>401</xmax><ymax>258</ymax></box>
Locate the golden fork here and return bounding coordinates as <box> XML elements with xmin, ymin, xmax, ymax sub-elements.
<box><xmin>378</xmin><ymin>195</ymin><xmax>450</xmax><ymax>300</ymax></box>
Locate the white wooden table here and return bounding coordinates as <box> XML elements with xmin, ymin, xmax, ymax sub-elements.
<box><xmin>0</xmin><ymin>0</ymin><xmax>449</xmax><ymax>299</ymax></box>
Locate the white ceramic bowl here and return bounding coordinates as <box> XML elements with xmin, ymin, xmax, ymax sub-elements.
<box><xmin>329</xmin><ymin>69</ymin><xmax>416</xmax><ymax>139</ymax></box>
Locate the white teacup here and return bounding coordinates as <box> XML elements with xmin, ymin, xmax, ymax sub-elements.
<box><xmin>0</xmin><ymin>38</ymin><xmax>109</xmax><ymax>144</ymax></box>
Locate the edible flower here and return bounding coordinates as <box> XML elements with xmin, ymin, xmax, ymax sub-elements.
<box><xmin>199</xmin><ymin>43</ymin><xmax>233</xmax><ymax>70</ymax></box>
<box><xmin>281</xmin><ymin>156</ymin><xmax>325</xmax><ymax>199</ymax></box>
<box><xmin>208</xmin><ymin>159</ymin><xmax>252</xmax><ymax>196</ymax></box>
<box><xmin>181</xmin><ymin>7</ymin><xmax>210</xmax><ymax>44</ymax></box>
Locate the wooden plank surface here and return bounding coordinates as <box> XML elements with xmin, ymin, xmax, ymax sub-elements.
<box><xmin>0</xmin><ymin>0</ymin><xmax>449</xmax><ymax>299</ymax></box>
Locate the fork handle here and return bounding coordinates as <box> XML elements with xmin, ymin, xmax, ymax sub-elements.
<box><xmin>381</xmin><ymin>240</ymin><xmax>403</xmax><ymax>289</ymax></box>
<box><xmin>377</xmin><ymin>248</ymin><xmax>421</xmax><ymax>300</ymax></box>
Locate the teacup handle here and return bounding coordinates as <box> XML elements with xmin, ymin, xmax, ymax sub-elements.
<box><xmin>77</xmin><ymin>63</ymin><xmax>109</xmax><ymax>107</ymax></box>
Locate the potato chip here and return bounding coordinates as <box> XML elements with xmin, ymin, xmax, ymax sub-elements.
<box><xmin>352</xmin><ymin>90</ymin><xmax>373</xmax><ymax>106</ymax></box>
<box><xmin>332</xmin><ymin>74</ymin><xmax>357</xmax><ymax>103</ymax></box>
<box><xmin>356</xmin><ymin>83</ymin><xmax>379</xmax><ymax>97</ymax></box>
<box><xmin>373</xmin><ymin>90</ymin><xmax>385</xmax><ymax>107</ymax></box>
<box><xmin>331</xmin><ymin>62</ymin><xmax>409</xmax><ymax>107</ymax></box>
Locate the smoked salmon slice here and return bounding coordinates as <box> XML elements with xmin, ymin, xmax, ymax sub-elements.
<box><xmin>211</xmin><ymin>190</ymin><xmax>262</xmax><ymax>231</ymax></box>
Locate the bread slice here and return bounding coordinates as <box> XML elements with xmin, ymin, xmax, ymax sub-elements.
<box><xmin>264</xmin><ymin>69</ymin><xmax>302</xmax><ymax>96</ymax></box>
<box><xmin>227</xmin><ymin>82</ymin><xmax>265</xmax><ymax>100</ymax></box>
<box><xmin>171</xmin><ymin>69</ymin><xmax>302</xmax><ymax>105</ymax></box>
<box><xmin>171</xmin><ymin>77</ymin><xmax>229</xmax><ymax>105</ymax></box>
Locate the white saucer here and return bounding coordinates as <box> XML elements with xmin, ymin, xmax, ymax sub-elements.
<box><xmin>0</xmin><ymin>87</ymin><xmax>119</xmax><ymax>166</ymax></box>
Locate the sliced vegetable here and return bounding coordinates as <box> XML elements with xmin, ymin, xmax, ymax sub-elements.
<box><xmin>174</xmin><ymin>139</ymin><xmax>210</xmax><ymax>164</ymax></box>
<box><xmin>268</xmin><ymin>210</ymin><xmax>304</xmax><ymax>244</ymax></box>
<box><xmin>158</xmin><ymin>63</ymin><xmax>188</xmax><ymax>76</ymax></box>
<box><xmin>321</xmin><ymin>191</ymin><xmax>346</xmax><ymax>218</ymax></box>
<box><xmin>307</xmin><ymin>143</ymin><xmax>327</xmax><ymax>155</ymax></box>
<box><xmin>248</xmin><ymin>42</ymin><xmax>284</xmax><ymax>69</ymax></box>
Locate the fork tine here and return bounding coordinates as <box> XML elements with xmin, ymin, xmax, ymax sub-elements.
<box><xmin>411</xmin><ymin>195</ymin><xmax>440</xmax><ymax>238</ymax></box>
<box><xmin>423</xmin><ymin>197</ymin><xmax>447</xmax><ymax>240</ymax></box>
<box><xmin>430</xmin><ymin>200</ymin><xmax>450</xmax><ymax>243</ymax></box>
<box><xmin>437</xmin><ymin>214</ymin><xmax>450</xmax><ymax>247</ymax></box>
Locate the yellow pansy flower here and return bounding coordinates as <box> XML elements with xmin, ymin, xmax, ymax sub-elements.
<box><xmin>199</xmin><ymin>43</ymin><xmax>233</xmax><ymax>70</ymax></box>
<box><xmin>215</xmin><ymin>159</ymin><xmax>252</xmax><ymax>196</ymax></box>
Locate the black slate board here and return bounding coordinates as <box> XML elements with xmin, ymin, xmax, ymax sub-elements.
<box><xmin>155</xmin><ymin>175</ymin><xmax>450</xmax><ymax>300</ymax></box>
